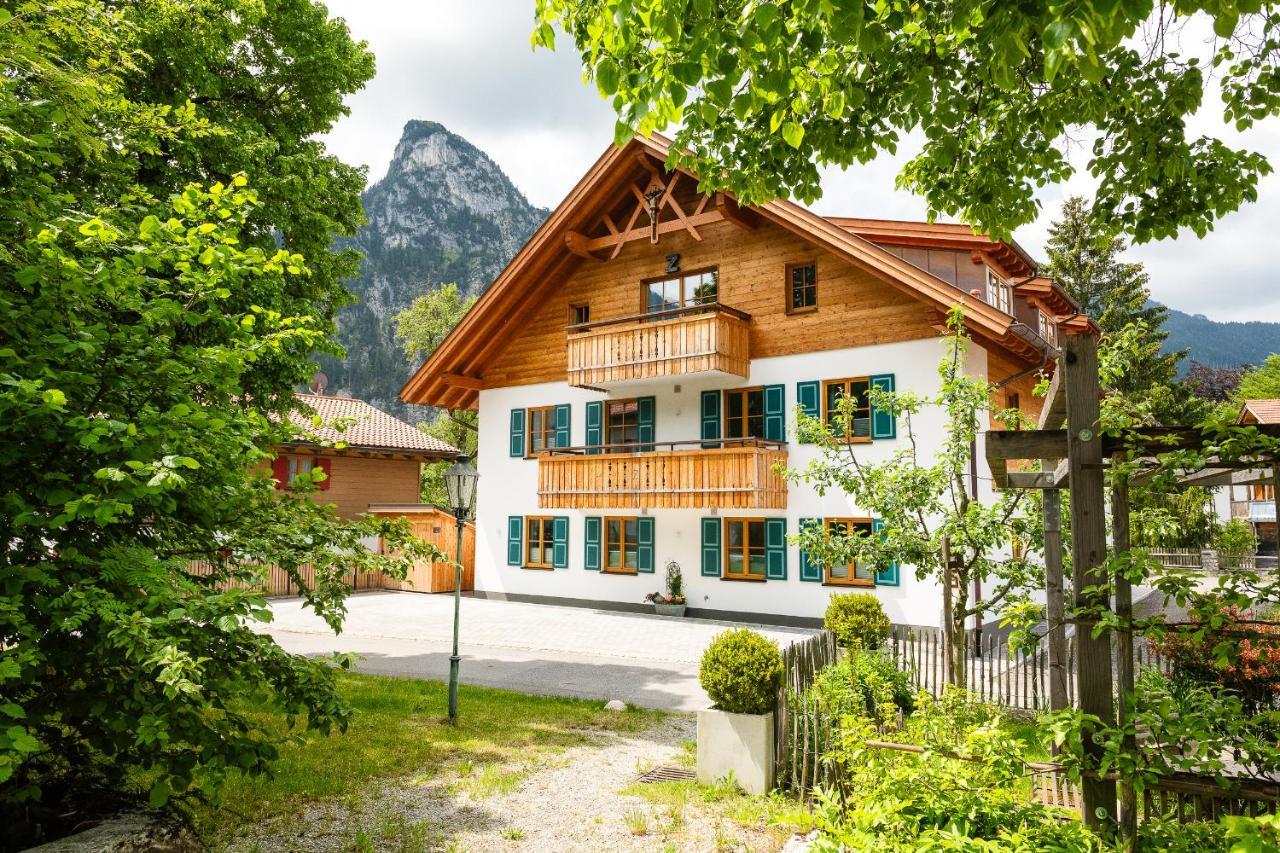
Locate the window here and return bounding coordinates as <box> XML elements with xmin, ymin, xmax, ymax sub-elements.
<box><xmin>644</xmin><ymin>268</ymin><xmax>718</xmax><ymax>314</ymax></box>
<box><xmin>526</xmin><ymin>406</ymin><xmax>557</xmax><ymax>456</ymax></box>
<box><xmin>824</xmin><ymin>519</ymin><xmax>875</xmax><ymax>586</ymax></box>
<box><xmin>987</xmin><ymin>270</ymin><xmax>1013</xmax><ymax>314</ymax></box>
<box><xmin>286</xmin><ymin>456</ymin><xmax>314</xmax><ymax>483</ymax></box>
<box><xmin>1006</xmin><ymin>391</ymin><xmax>1021</xmax><ymax>413</ymax></box>
<box><xmin>823</xmin><ymin>378</ymin><xmax>872</xmax><ymax>440</ymax></box>
<box><xmin>570</xmin><ymin>303</ymin><xmax>590</xmax><ymax>325</ymax></box>
<box><xmin>724</xmin><ymin>518</ymin><xmax>767</xmax><ymax>580</ymax></box>
<box><xmin>1252</xmin><ymin>485</ymin><xmax>1275</xmax><ymax>502</ymax></box>
<box><xmin>787</xmin><ymin>263</ymin><xmax>817</xmax><ymax>313</ymax></box>
<box><xmin>606</xmin><ymin>399</ymin><xmax>640</xmax><ymax>446</ymax></box>
<box><xmin>604</xmin><ymin>517</ymin><xmax>640</xmax><ymax>573</ymax></box>
<box><xmin>724</xmin><ymin>387</ymin><xmax>766</xmax><ymax>440</ymax></box>
<box><xmin>525</xmin><ymin>517</ymin><xmax>555</xmax><ymax>569</ymax></box>
<box><xmin>1037</xmin><ymin>310</ymin><xmax>1057</xmax><ymax>345</ymax></box>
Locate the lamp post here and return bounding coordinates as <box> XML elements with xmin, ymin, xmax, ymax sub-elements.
<box><xmin>443</xmin><ymin>454</ymin><xmax>478</xmax><ymax>723</ymax></box>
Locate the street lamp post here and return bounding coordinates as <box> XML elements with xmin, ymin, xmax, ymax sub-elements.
<box><xmin>443</xmin><ymin>454</ymin><xmax>478</xmax><ymax>723</ymax></box>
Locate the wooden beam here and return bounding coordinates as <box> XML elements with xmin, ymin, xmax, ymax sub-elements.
<box><xmin>1038</xmin><ymin>367</ymin><xmax>1066</xmax><ymax>430</ymax></box>
<box><xmin>583</xmin><ymin>208</ymin><xmax>726</xmax><ymax>252</ymax></box>
<box><xmin>564</xmin><ymin>230</ymin><xmax>603</xmax><ymax>261</ymax></box>
<box><xmin>1043</xmin><ymin>486</ymin><xmax>1070</xmax><ymax>723</ymax></box>
<box><xmin>1111</xmin><ymin>456</ymin><xmax>1138</xmax><ymax>845</ymax></box>
<box><xmin>715</xmin><ymin>192</ymin><xmax>759</xmax><ymax>230</ymax></box>
<box><xmin>440</xmin><ymin>372</ymin><xmax>483</xmax><ymax>390</ymax></box>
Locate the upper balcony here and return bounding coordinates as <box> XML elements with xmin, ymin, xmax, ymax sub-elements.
<box><xmin>565</xmin><ymin>304</ymin><xmax>751</xmax><ymax>390</ymax></box>
<box><xmin>537</xmin><ymin>438</ymin><xmax>787</xmax><ymax>510</ymax></box>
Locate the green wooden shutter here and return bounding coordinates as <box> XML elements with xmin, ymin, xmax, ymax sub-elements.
<box><xmin>870</xmin><ymin>373</ymin><xmax>897</xmax><ymax>439</ymax></box>
<box><xmin>701</xmin><ymin>390</ymin><xmax>721</xmax><ymax>448</ymax></box>
<box><xmin>584</xmin><ymin>517</ymin><xmax>601</xmax><ymax>570</ymax></box>
<box><xmin>799</xmin><ymin>518</ymin><xmax>823</xmax><ymax>582</ymax></box>
<box><xmin>637</xmin><ymin>517</ymin><xmax>655</xmax><ymax>573</ymax></box>
<box><xmin>507</xmin><ymin>516</ymin><xmax>523</xmax><ymax>565</ymax></box>
<box><xmin>765</xmin><ymin>517</ymin><xmax>787</xmax><ymax>580</ymax></box>
<box><xmin>552</xmin><ymin>516</ymin><xmax>569</xmax><ymax>568</ymax></box>
<box><xmin>873</xmin><ymin>518</ymin><xmax>899</xmax><ymax>585</ymax></box>
<box><xmin>554</xmin><ymin>403</ymin><xmax>571</xmax><ymax>448</ymax></box>
<box><xmin>796</xmin><ymin>381</ymin><xmax>820</xmax><ymax>444</ymax></box>
<box><xmin>637</xmin><ymin>396</ymin><xmax>655</xmax><ymax>451</ymax></box>
<box><xmin>585</xmin><ymin>401</ymin><xmax>603</xmax><ymax>455</ymax></box>
<box><xmin>701</xmin><ymin>517</ymin><xmax>721</xmax><ymax>577</ymax></box>
<box><xmin>764</xmin><ymin>384</ymin><xmax>785</xmax><ymax>442</ymax></box>
<box><xmin>509</xmin><ymin>409</ymin><xmax>526</xmax><ymax>457</ymax></box>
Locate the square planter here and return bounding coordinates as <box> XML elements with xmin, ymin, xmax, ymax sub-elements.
<box><xmin>653</xmin><ymin>602</ymin><xmax>686</xmax><ymax>617</ymax></box>
<box><xmin>696</xmin><ymin>708</ymin><xmax>774</xmax><ymax>795</ymax></box>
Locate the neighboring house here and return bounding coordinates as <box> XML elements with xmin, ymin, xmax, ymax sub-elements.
<box><xmin>1226</xmin><ymin>400</ymin><xmax>1280</xmax><ymax>556</ymax></box>
<box><xmin>272</xmin><ymin>393</ymin><xmax>459</xmax><ymax>519</ymax></box>
<box><xmin>400</xmin><ymin>134</ymin><xmax>1081</xmax><ymax>628</ymax></box>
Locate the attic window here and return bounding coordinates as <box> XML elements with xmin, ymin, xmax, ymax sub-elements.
<box><xmin>987</xmin><ymin>270</ymin><xmax>1014</xmax><ymax>314</ymax></box>
<box><xmin>787</xmin><ymin>263</ymin><xmax>817</xmax><ymax>313</ymax></box>
<box><xmin>570</xmin><ymin>303</ymin><xmax>590</xmax><ymax>325</ymax></box>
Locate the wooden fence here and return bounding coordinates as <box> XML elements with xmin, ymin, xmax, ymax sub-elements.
<box><xmin>187</xmin><ymin>560</ymin><xmax>385</xmax><ymax>596</ymax></box>
<box><xmin>774</xmin><ymin>630</ymin><xmax>841</xmax><ymax>797</ymax></box>
<box><xmin>1142</xmin><ymin>547</ymin><xmax>1276</xmax><ymax>573</ymax></box>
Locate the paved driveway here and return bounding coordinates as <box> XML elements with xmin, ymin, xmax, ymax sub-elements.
<box><xmin>261</xmin><ymin>591</ymin><xmax>818</xmax><ymax>711</ymax></box>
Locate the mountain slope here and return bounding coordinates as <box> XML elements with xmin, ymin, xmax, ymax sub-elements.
<box><xmin>322</xmin><ymin>121</ymin><xmax>548</xmax><ymax>416</ymax></box>
<box><xmin>1160</xmin><ymin>306</ymin><xmax>1280</xmax><ymax>370</ymax></box>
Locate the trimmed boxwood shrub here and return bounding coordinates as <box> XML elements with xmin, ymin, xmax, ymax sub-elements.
<box><xmin>699</xmin><ymin>628</ymin><xmax>783</xmax><ymax>715</ymax></box>
<box><xmin>825</xmin><ymin>592</ymin><xmax>891</xmax><ymax>650</ymax></box>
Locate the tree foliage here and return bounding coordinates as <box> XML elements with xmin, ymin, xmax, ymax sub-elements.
<box><xmin>0</xmin><ymin>0</ymin><xmax>438</xmax><ymax>837</ymax></box>
<box><xmin>535</xmin><ymin>0</ymin><xmax>1277</xmax><ymax>242</ymax></box>
<box><xmin>1234</xmin><ymin>354</ymin><xmax>1280</xmax><ymax>403</ymax></box>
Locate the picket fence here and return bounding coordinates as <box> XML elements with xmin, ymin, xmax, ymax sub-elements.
<box><xmin>187</xmin><ymin>560</ymin><xmax>385</xmax><ymax>596</ymax></box>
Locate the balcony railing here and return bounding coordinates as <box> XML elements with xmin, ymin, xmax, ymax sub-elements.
<box><xmin>565</xmin><ymin>303</ymin><xmax>751</xmax><ymax>388</ymax></box>
<box><xmin>537</xmin><ymin>437</ymin><xmax>787</xmax><ymax>510</ymax></box>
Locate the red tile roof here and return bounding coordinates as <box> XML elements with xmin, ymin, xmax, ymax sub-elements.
<box><xmin>1240</xmin><ymin>400</ymin><xmax>1280</xmax><ymax>425</ymax></box>
<box><xmin>281</xmin><ymin>394</ymin><xmax>459</xmax><ymax>458</ymax></box>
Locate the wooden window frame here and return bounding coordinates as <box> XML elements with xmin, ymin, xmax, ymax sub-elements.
<box><xmin>569</xmin><ymin>303</ymin><xmax>590</xmax><ymax>326</ymax></box>
<box><xmin>640</xmin><ymin>266</ymin><xmax>720</xmax><ymax>313</ymax></box>
<box><xmin>987</xmin><ymin>270</ymin><xmax>1014</xmax><ymax>315</ymax></box>
<box><xmin>722</xmin><ymin>386</ymin><xmax>766</xmax><ymax>441</ymax></box>
<box><xmin>603</xmin><ymin>516</ymin><xmax>640</xmax><ymax>575</ymax></box>
<box><xmin>524</xmin><ymin>516</ymin><xmax>555</xmax><ymax>570</ymax></box>
<box><xmin>822</xmin><ymin>377</ymin><xmax>873</xmax><ymax>444</ymax></box>
<box><xmin>605</xmin><ymin>398</ymin><xmax>641</xmax><ymax>447</ymax></box>
<box><xmin>525</xmin><ymin>405</ymin><xmax>557</xmax><ymax>457</ymax></box>
<box><xmin>822</xmin><ymin>517</ymin><xmax>875</xmax><ymax>587</ymax></box>
<box><xmin>785</xmin><ymin>261</ymin><xmax>818</xmax><ymax>314</ymax></box>
<box><xmin>723</xmin><ymin>517</ymin><xmax>768</xmax><ymax>582</ymax></box>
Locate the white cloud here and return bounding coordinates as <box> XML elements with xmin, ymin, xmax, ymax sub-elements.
<box><xmin>320</xmin><ymin>1</ymin><xmax>1280</xmax><ymax>324</ymax></box>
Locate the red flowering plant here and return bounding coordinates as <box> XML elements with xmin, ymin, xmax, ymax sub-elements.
<box><xmin>1154</xmin><ymin>597</ymin><xmax>1280</xmax><ymax>716</ymax></box>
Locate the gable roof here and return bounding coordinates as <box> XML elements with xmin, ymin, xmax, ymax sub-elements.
<box><xmin>826</xmin><ymin>217</ymin><xmax>1039</xmax><ymax>279</ymax></box>
<box><xmin>279</xmin><ymin>394</ymin><xmax>458</xmax><ymax>460</ymax></box>
<box><xmin>401</xmin><ymin>134</ymin><xmax>1067</xmax><ymax>410</ymax></box>
<box><xmin>1240</xmin><ymin>400</ymin><xmax>1280</xmax><ymax>425</ymax></box>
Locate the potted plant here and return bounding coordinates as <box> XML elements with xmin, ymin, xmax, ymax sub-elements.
<box><xmin>644</xmin><ymin>560</ymin><xmax>687</xmax><ymax>617</ymax></box>
<box><xmin>696</xmin><ymin>628</ymin><xmax>783</xmax><ymax>794</ymax></box>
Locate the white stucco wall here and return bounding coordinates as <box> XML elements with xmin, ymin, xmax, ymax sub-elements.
<box><xmin>473</xmin><ymin>336</ymin><xmax>996</xmax><ymax>627</ymax></box>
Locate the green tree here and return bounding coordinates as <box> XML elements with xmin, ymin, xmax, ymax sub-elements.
<box><xmin>789</xmin><ymin>309</ymin><xmax>1040</xmax><ymax>688</ymax></box>
<box><xmin>396</xmin><ymin>284</ymin><xmax>479</xmax><ymax>505</ymax></box>
<box><xmin>0</xmin><ymin>1</ymin><xmax>436</xmax><ymax>836</ymax></box>
<box><xmin>1234</xmin><ymin>354</ymin><xmax>1280</xmax><ymax>403</ymax></box>
<box><xmin>534</xmin><ymin>0</ymin><xmax>1275</xmax><ymax>242</ymax></box>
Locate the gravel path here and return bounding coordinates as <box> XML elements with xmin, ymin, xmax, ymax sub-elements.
<box><xmin>222</xmin><ymin>714</ymin><xmax>787</xmax><ymax>852</ymax></box>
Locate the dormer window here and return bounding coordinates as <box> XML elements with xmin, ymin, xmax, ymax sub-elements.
<box><xmin>1037</xmin><ymin>310</ymin><xmax>1058</xmax><ymax>345</ymax></box>
<box><xmin>987</xmin><ymin>270</ymin><xmax>1014</xmax><ymax>315</ymax></box>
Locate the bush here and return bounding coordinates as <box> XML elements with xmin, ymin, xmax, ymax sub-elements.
<box><xmin>824</xmin><ymin>592</ymin><xmax>891</xmax><ymax>650</ymax></box>
<box><xmin>1214</xmin><ymin>518</ymin><xmax>1257</xmax><ymax>568</ymax></box>
<box><xmin>813</xmin><ymin>649</ymin><xmax>915</xmax><ymax>726</ymax></box>
<box><xmin>1153</xmin><ymin>597</ymin><xmax>1280</xmax><ymax>715</ymax></box>
<box><xmin>700</xmin><ymin>629</ymin><xmax>783</xmax><ymax>715</ymax></box>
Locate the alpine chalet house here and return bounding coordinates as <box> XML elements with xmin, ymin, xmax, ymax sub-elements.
<box><xmin>400</xmin><ymin>135</ymin><xmax>1078</xmax><ymax>627</ymax></box>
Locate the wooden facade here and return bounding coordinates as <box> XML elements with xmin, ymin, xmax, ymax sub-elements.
<box><xmin>566</xmin><ymin>304</ymin><xmax>751</xmax><ymax>388</ymax></box>
<box><xmin>370</xmin><ymin>505</ymin><xmax>476</xmax><ymax>593</ymax></box>
<box><xmin>537</xmin><ymin>441</ymin><xmax>788</xmax><ymax>510</ymax></box>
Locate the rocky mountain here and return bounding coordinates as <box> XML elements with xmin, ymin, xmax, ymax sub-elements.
<box><xmin>1161</xmin><ymin>305</ymin><xmax>1280</xmax><ymax>371</ymax></box>
<box><xmin>321</xmin><ymin>121</ymin><xmax>548</xmax><ymax>417</ymax></box>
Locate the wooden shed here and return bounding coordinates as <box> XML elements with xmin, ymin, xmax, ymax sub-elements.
<box><xmin>369</xmin><ymin>504</ymin><xmax>475</xmax><ymax>593</ymax></box>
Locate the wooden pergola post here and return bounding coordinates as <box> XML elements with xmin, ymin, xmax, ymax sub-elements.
<box><xmin>1111</xmin><ymin>458</ymin><xmax>1137</xmax><ymax>847</ymax></box>
<box><xmin>1043</xmin><ymin>486</ymin><xmax>1070</xmax><ymax>720</ymax></box>
<box><xmin>1063</xmin><ymin>332</ymin><xmax>1118</xmax><ymax>834</ymax></box>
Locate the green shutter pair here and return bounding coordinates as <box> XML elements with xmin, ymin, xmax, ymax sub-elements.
<box><xmin>795</xmin><ymin>374</ymin><xmax>897</xmax><ymax>443</ymax></box>
<box><xmin>700</xmin><ymin>517</ymin><xmax>787</xmax><ymax>580</ymax></box>
<box><xmin>699</xmin><ymin>386</ymin><xmax>786</xmax><ymax>444</ymax></box>
<box><xmin>583</xmin><ymin>516</ymin><xmax>654</xmax><ymax>572</ymax></box>
<box><xmin>585</xmin><ymin>397</ymin><xmax>655</xmax><ymax>452</ymax></box>
<box><xmin>510</xmin><ymin>405</ymin><xmax>572</xmax><ymax>457</ymax></box>
<box><xmin>796</xmin><ymin>517</ymin><xmax>899</xmax><ymax>585</ymax></box>
<box><xmin>506</xmin><ymin>516</ymin><xmax>569</xmax><ymax>569</ymax></box>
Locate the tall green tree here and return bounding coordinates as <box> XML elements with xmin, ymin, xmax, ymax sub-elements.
<box><xmin>0</xmin><ymin>1</ymin><xmax>435</xmax><ymax>838</ymax></box>
<box><xmin>535</xmin><ymin>0</ymin><xmax>1275</xmax><ymax>242</ymax></box>
<box><xmin>1234</xmin><ymin>354</ymin><xmax>1280</xmax><ymax>403</ymax></box>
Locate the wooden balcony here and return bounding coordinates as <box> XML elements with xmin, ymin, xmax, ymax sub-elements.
<box><xmin>537</xmin><ymin>438</ymin><xmax>788</xmax><ymax>510</ymax></box>
<box><xmin>566</xmin><ymin>304</ymin><xmax>750</xmax><ymax>389</ymax></box>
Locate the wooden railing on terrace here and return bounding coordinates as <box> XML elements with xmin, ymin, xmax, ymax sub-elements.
<box><xmin>565</xmin><ymin>303</ymin><xmax>750</xmax><ymax>387</ymax></box>
<box><xmin>537</xmin><ymin>437</ymin><xmax>787</xmax><ymax>510</ymax></box>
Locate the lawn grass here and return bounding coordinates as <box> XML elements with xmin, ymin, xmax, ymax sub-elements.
<box><xmin>194</xmin><ymin>671</ymin><xmax>662</xmax><ymax>844</ymax></box>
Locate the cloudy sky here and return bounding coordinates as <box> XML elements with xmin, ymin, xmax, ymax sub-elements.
<box><xmin>320</xmin><ymin>0</ymin><xmax>1280</xmax><ymax>323</ymax></box>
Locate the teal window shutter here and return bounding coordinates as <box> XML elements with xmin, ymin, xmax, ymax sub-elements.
<box><xmin>554</xmin><ymin>404</ymin><xmax>571</xmax><ymax>448</ymax></box>
<box><xmin>637</xmin><ymin>517</ymin><xmax>655</xmax><ymax>573</ymax></box>
<box><xmin>764</xmin><ymin>384</ymin><xmax>785</xmax><ymax>442</ymax></box>
<box><xmin>552</xmin><ymin>516</ymin><xmax>569</xmax><ymax>568</ymax></box>
<box><xmin>507</xmin><ymin>516</ymin><xmax>523</xmax><ymax>566</ymax></box>
<box><xmin>796</xmin><ymin>381</ymin><xmax>819</xmax><ymax>443</ymax></box>
<box><xmin>701</xmin><ymin>518</ymin><xmax>721</xmax><ymax>577</ymax></box>
<box><xmin>509</xmin><ymin>409</ymin><xmax>526</xmax><ymax>457</ymax></box>
<box><xmin>585</xmin><ymin>401</ymin><xmax>603</xmax><ymax>454</ymax></box>
<box><xmin>765</xmin><ymin>517</ymin><xmax>787</xmax><ymax>580</ymax></box>
<box><xmin>637</xmin><ymin>396</ymin><xmax>655</xmax><ymax>451</ymax></box>
<box><xmin>584</xmin><ymin>517</ymin><xmax>601</xmax><ymax>570</ymax></box>
<box><xmin>870</xmin><ymin>374</ymin><xmax>897</xmax><ymax>439</ymax></box>
<box><xmin>873</xmin><ymin>518</ymin><xmax>899</xmax><ymax>585</ymax></box>
<box><xmin>701</xmin><ymin>390</ymin><xmax>721</xmax><ymax>448</ymax></box>
<box><xmin>798</xmin><ymin>518</ymin><xmax>823</xmax><ymax>582</ymax></box>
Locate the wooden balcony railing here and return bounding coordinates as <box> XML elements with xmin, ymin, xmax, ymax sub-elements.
<box><xmin>565</xmin><ymin>303</ymin><xmax>751</xmax><ymax>388</ymax></box>
<box><xmin>537</xmin><ymin>438</ymin><xmax>787</xmax><ymax>510</ymax></box>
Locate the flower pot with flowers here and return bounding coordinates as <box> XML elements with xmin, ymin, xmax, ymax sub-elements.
<box><xmin>645</xmin><ymin>560</ymin><xmax>687</xmax><ymax>617</ymax></box>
